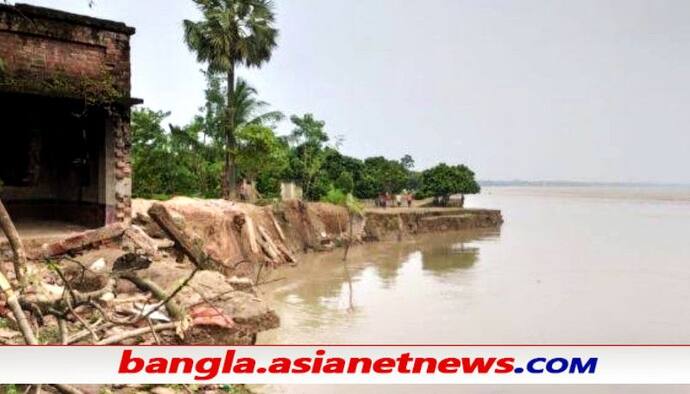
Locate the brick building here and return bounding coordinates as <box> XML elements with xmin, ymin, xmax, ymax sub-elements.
<box><xmin>0</xmin><ymin>3</ymin><xmax>139</xmax><ymax>230</ymax></box>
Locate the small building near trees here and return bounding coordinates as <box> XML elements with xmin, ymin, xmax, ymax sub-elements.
<box><xmin>0</xmin><ymin>3</ymin><xmax>140</xmax><ymax>233</ymax></box>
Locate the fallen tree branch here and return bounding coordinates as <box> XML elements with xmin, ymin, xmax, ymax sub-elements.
<box><xmin>147</xmin><ymin>318</ymin><xmax>161</xmax><ymax>344</ymax></box>
<box><xmin>58</xmin><ymin>318</ymin><xmax>68</xmax><ymax>345</ymax></box>
<box><xmin>0</xmin><ymin>198</ymin><xmax>28</xmax><ymax>288</ymax></box>
<box><xmin>65</xmin><ymin>297</ymin><xmax>99</xmax><ymax>342</ymax></box>
<box><xmin>53</xmin><ymin>384</ymin><xmax>85</xmax><ymax>394</ymax></box>
<box><xmin>67</xmin><ymin>322</ymin><xmax>116</xmax><ymax>344</ymax></box>
<box><xmin>0</xmin><ymin>270</ymin><xmax>37</xmax><ymax>344</ymax></box>
<box><xmin>96</xmin><ymin>322</ymin><xmax>177</xmax><ymax>345</ymax></box>
<box><xmin>118</xmin><ymin>269</ymin><xmax>198</xmax><ymax>321</ymax></box>
<box><xmin>20</xmin><ymin>279</ymin><xmax>115</xmax><ymax>314</ymax></box>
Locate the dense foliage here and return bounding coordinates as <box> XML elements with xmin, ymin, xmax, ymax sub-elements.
<box><xmin>132</xmin><ymin>96</ymin><xmax>480</xmax><ymax>202</ymax></box>
<box><xmin>417</xmin><ymin>163</ymin><xmax>481</xmax><ymax>204</ymax></box>
<box><xmin>131</xmin><ymin>0</ymin><xmax>480</xmax><ymax>202</ymax></box>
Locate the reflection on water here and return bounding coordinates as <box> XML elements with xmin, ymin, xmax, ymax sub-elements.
<box><xmin>422</xmin><ymin>242</ymin><xmax>480</xmax><ymax>273</ymax></box>
<box><xmin>258</xmin><ymin>228</ymin><xmax>499</xmax><ymax>345</ymax></box>
<box><xmin>255</xmin><ymin>186</ymin><xmax>690</xmax><ymax>394</ymax></box>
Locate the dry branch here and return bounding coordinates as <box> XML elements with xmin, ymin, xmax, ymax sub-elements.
<box><xmin>53</xmin><ymin>384</ymin><xmax>85</xmax><ymax>394</ymax></box>
<box><xmin>0</xmin><ymin>198</ymin><xmax>28</xmax><ymax>287</ymax></box>
<box><xmin>96</xmin><ymin>322</ymin><xmax>177</xmax><ymax>345</ymax></box>
<box><xmin>0</xmin><ymin>271</ymin><xmax>37</xmax><ymax>344</ymax></box>
<box><xmin>118</xmin><ymin>269</ymin><xmax>198</xmax><ymax>321</ymax></box>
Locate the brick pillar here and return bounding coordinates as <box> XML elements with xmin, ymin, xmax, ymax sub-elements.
<box><xmin>104</xmin><ymin>109</ymin><xmax>132</xmax><ymax>225</ymax></box>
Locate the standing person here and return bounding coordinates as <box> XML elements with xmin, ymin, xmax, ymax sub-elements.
<box><xmin>395</xmin><ymin>193</ymin><xmax>402</xmax><ymax>207</ymax></box>
<box><xmin>406</xmin><ymin>192</ymin><xmax>413</xmax><ymax>207</ymax></box>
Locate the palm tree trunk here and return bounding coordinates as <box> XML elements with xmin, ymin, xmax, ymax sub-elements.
<box><xmin>224</xmin><ymin>64</ymin><xmax>238</xmax><ymax>199</ymax></box>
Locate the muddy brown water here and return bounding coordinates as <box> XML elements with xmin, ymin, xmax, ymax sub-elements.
<box><xmin>256</xmin><ymin>186</ymin><xmax>690</xmax><ymax>393</ymax></box>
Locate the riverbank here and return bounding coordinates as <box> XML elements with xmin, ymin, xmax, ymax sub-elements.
<box><xmin>364</xmin><ymin>207</ymin><xmax>502</xmax><ymax>242</ymax></box>
<box><xmin>0</xmin><ymin>197</ymin><xmax>501</xmax><ymax>348</ymax></box>
<box><xmin>129</xmin><ymin>198</ymin><xmax>502</xmax><ymax>269</ymax></box>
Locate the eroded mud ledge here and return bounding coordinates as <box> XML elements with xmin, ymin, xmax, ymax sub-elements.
<box><xmin>0</xmin><ymin>198</ymin><xmax>501</xmax><ymax>346</ymax></box>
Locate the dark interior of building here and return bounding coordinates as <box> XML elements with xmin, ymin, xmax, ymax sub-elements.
<box><xmin>0</xmin><ymin>92</ymin><xmax>106</xmax><ymax>231</ymax></box>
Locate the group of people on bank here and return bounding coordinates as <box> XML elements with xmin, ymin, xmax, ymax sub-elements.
<box><xmin>376</xmin><ymin>191</ymin><xmax>414</xmax><ymax>208</ymax></box>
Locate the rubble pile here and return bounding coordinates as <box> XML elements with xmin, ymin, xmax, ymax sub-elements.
<box><xmin>0</xmin><ymin>199</ymin><xmax>284</xmax><ymax>351</ymax></box>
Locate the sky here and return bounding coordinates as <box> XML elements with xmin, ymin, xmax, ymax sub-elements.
<box><xmin>16</xmin><ymin>0</ymin><xmax>690</xmax><ymax>183</ymax></box>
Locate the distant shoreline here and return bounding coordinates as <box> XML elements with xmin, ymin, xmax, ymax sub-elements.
<box><xmin>479</xmin><ymin>180</ymin><xmax>690</xmax><ymax>188</ymax></box>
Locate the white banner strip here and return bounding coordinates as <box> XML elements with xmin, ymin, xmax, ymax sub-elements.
<box><xmin>0</xmin><ymin>345</ymin><xmax>688</xmax><ymax>384</ymax></box>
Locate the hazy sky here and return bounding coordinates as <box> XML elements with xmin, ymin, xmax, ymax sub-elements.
<box><xmin>17</xmin><ymin>0</ymin><xmax>690</xmax><ymax>183</ymax></box>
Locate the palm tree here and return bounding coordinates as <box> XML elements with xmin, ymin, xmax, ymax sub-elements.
<box><xmin>232</xmin><ymin>78</ymin><xmax>284</xmax><ymax>127</ymax></box>
<box><xmin>184</xmin><ymin>0</ymin><xmax>278</xmax><ymax>199</ymax></box>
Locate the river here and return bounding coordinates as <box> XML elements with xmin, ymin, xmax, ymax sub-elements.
<box><xmin>256</xmin><ymin>186</ymin><xmax>690</xmax><ymax>393</ymax></box>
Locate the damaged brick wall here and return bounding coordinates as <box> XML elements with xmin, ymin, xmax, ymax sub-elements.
<box><xmin>0</xmin><ymin>3</ymin><xmax>138</xmax><ymax>226</ymax></box>
<box><xmin>0</xmin><ymin>3</ymin><xmax>134</xmax><ymax>97</ymax></box>
<box><xmin>112</xmin><ymin>111</ymin><xmax>133</xmax><ymax>224</ymax></box>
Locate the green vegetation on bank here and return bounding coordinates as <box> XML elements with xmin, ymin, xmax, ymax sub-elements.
<box><xmin>131</xmin><ymin>0</ymin><xmax>480</xmax><ymax>204</ymax></box>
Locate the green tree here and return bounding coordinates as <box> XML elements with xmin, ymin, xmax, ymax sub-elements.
<box><xmin>235</xmin><ymin>124</ymin><xmax>288</xmax><ymax>186</ymax></box>
<box><xmin>184</xmin><ymin>0</ymin><xmax>278</xmax><ymax>199</ymax></box>
<box><xmin>334</xmin><ymin>171</ymin><xmax>354</xmax><ymax>193</ymax></box>
<box><xmin>131</xmin><ymin>108</ymin><xmax>175</xmax><ymax>198</ymax></box>
<box><xmin>285</xmin><ymin>114</ymin><xmax>330</xmax><ymax>200</ymax></box>
<box><xmin>400</xmin><ymin>154</ymin><xmax>415</xmax><ymax>170</ymax></box>
<box><xmin>418</xmin><ymin>163</ymin><xmax>480</xmax><ymax>205</ymax></box>
<box><xmin>131</xmin><ymin>108</ymin><xmax>209</xmax><ymax>198</ymax></box>
<box><xmin>232</xmin><ymin>78</ymin><xmax>284</xmax><ymax>127</ymax></box>
<box><xmin>196</xmin><ymin>73</ymin><xmax>283</xmax><ymax>195</ymax></box>
<box><xmin>359</xmin><ymin>156</ymin><xmax>408</xmax><ymax>196</ymax></box>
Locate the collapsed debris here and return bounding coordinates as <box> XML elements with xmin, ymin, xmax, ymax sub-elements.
<box><xmin>0</xmin><ymin>197</ymin><xmax>288</xmax><ymax>355</ymax></box>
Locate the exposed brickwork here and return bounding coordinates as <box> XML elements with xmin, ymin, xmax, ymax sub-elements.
<box><xmin>0</xmin><ymin>3</ymin><xmax>134</xmax><ymax>99</ymax></box>
<box><xmin>113</xmin><ymin>111</ymin><xmax>133</xmax><ymax>224</ymax></box>
<box><xmin>0</xmin><ymin>4</ymin><xmax>137</xmax><ymax>226</ymax></box>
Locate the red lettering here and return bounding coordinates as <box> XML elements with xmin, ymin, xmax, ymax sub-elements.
<box><xmin>372</xmin><ymin>357</ymin><xmax>396</xmax><ymax>373</ymax></box>
<box><xmin>195</xmin><ymin>357</ymin><xmax>221</xmax><ymax>380</ymax></box>
<box><xmin>495</xmin><ymin>357</ymin><xmax>515</xmax><ymax>373</ymax></box>
<box><xmin>347</xmin><ymin>357</ymin><xmax>372</xmax><ymax>373</ymax></box>
<box><xmin>118</xmin><ymin>350</ymin><xmax>143</xmax><ymax>374</ymax></box>
<box><xmin>438</xmin><ymin>358</ymin><xmax>461</xmax><ymax>373</ymax></box>
<box><xmin>461</xmin><ymin>357</ymin><xmax>496</xmax><ymax>373</ymax></box>
<box><xmin>291</xmin><ymin>357</ymin><xmax>312</xmax><ymax>373</ymax></box>
<box><xmin>412</xmin><ymin>358</ymin><xmax>437</xmax><ymax>373</ymax></box>
<box><xmin>397</xmin><ymin>353</ymin><xmax>413</xmax><ymax>373</ymax></box>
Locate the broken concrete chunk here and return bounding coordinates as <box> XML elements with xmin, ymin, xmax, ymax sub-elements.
<box><xmin>122</xmin><ymin>225</ymin><xmax>160</xmax><ymax>257</ymax></box>
<box><xmin>32</xmin><ymin>223</ymin><xmax>126</xmax><ymax>259</ymax></box>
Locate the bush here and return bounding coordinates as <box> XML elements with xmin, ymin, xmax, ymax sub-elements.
<box><xmin>320</xmin><ymin>186</ymin><xmax>347</xmax><ymax>205</ymax></box>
